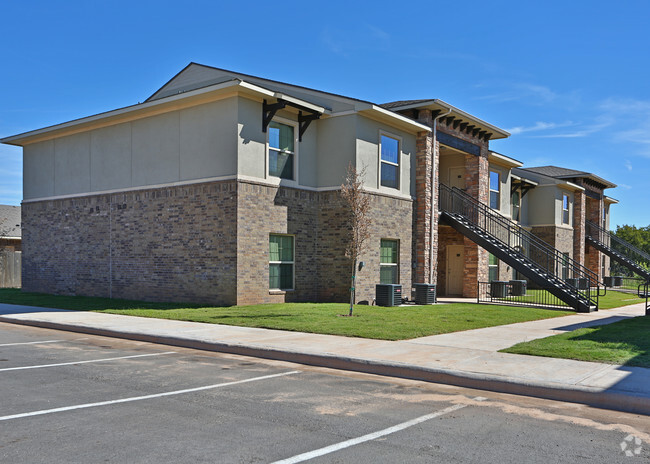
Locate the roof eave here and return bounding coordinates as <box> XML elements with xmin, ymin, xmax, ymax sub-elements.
<box><xmin>356</xmin><ymin>104</ymin><xmax>431</xmax><ymax>133</ymax></box>
<box><xmin>1</xmin><ymin>80</ymin><xmax>328</xmax><ymax>147</ymax></box>
<box><xmin>386</xmin><ymin>99</ymin><xmax>510</xmax><ymax>139</ymax></box>
<box><xmin>489</xmin><ymin>151</ymin><xmax>523</xmax><ymax>168</ymax></box>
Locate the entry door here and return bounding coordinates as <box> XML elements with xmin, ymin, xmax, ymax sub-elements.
<box><xmin>449</xmin><ymin>167</ymin><xmax>465</xmax><ymax>189</ymax></box>
<box><xmin>447</xmin><ymin>245</ymin><xmax>465</xmax><ymax>295</ymax></box>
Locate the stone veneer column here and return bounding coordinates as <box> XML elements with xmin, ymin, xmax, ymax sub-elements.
<box><xmin>463</xmin><ymin>151</ymin><xmax>489</xmax><ymax>297</ymax></box>
<box><xmin>573</xmin><ymin>189</ymin><xmax>586</xmax><ymax>267</ymax></box>
<box><xmin>413</xmin><ymin>110</ymin><xmax>434</xmax><ymax>284</ymax></box>
<box><xmin>585</xmin><ymin>194</ymin><xmax>604</xmax><ymax>281</ymax></box>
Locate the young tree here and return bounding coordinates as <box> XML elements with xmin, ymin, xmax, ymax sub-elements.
<box><xmin>340</xmin><ymin>162</ymin><xmax>372</xmax><ymax>316</ymax></box>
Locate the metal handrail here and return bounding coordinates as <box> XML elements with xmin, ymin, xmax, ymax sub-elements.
<box><xmin>439</xmin><ymin>184</ymin><xmax>599</xmax><ymax>308</ymax></box>
<box><xmin>586</xmin><ymin>220</ymin><xmax>650</xmax><ymax>266</ymax></box>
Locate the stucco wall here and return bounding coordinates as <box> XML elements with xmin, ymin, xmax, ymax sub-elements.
<box><xmin>23</xmin><ymin>98</ymin><xmax>239</xmax><ymax>200</ymax></box>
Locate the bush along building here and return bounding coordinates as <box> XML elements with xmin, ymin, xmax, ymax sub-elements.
<box><xmin>2</xmin><ymin>63</ymin><xmax>646</xmax><ymax>312</ymax></box>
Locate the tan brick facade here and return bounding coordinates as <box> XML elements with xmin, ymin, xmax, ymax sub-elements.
<box><xmin>22</xmin><ymin>179</ymin><xmax>413</xmax><ymax>306</ymax></box>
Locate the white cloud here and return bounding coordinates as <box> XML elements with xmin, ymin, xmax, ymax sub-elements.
<box><xmin>506</xmin><ymin>121</ymin><xmax>574</xmax><ymax>135</ymax></box>
<box><xmin>625</xmin><ymin>160</ymin><xmax>633</xmax><ymax>171</ymax></box>
<box><xmin>321</xmin><ymin>23</ymin><xmax>391</xmax><ymax>57</ymax></box>
<box><xmin>533</xmin><ymin>119</ymin><xmax>613</xmax><ymax>138</ymax></box>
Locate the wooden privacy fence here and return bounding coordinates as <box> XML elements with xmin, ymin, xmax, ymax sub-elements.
<box><xmin>0</xmin><ymin>250</ymin><xmax>21</xmax><ymax>288</ymax></box>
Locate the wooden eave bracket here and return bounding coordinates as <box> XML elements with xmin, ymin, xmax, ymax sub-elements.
<box><xmin>263</xmin><ymin>99</ymin><xmax>321</xmax><ymax>141</ymax></box>
<box><xmin>298</xmin><ymin>111</ymin><xmax>320</xmax><ymax>141</ymax></box>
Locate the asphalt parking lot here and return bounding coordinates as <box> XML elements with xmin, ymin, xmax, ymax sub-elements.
<box><xmin>0</xmin><ymin>322</ymin><xmax>648</xmax><ymax>464</ymax></box>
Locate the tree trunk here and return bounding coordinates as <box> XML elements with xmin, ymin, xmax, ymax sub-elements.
<box><xmin>349</xmin><ymin>259</ymin><xmax>356</xmax><ymax>316</ymax></box>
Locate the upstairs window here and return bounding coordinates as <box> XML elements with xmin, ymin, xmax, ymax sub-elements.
<box><xmin>511</xmin><ymin>190</ymin><xmax>521</xmax><ymax>222</ymax></box>
<box><xmin>269</xmin><ymin>121</ymin><xmax>295</xmax><ymax>180</ymax></box>
<box><xmin>562</xmin><ymin>194</ymin><xmax>570</xmax><ymax>225</ymax></box>
<box><xmin>489</xmin><ymin>171</ymin><xmax>500</xmax><ymax>209</ymax></box>
<box><xmin>380</xmin><ymin>239</ymin><xmax>399</xmax><ymax>284</ymax></box>
<box><xmin>380</xmin><ymin>135</ymin><xmax>400</xmax><ymax>189</ymax></box>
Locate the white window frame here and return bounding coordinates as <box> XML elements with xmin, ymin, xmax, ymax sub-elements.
<box><xmin>489</xmin><ymin>170</ymin><xmax>500</xmax><ymax>210</ymax></box>
<box><xmin>562</xmin><ymin>193</ymin><xmax>570</xmax><ymax>225</ymax></box>
<box><xmin>378</xmin><ymin>131</ymin><xmax>402</xmax><ymax>191</ymax></box>
<box><xmin>266</xmin><ymin>116</ymin><xmax>299</xmax><ymax>185</ymax></box>
<box><xmin>380</xmin><ymin>238</ymin><xmax>399</xmax><ymax>284</ymax></box>
<box><xmin>269</xmin><ymin>233</ymin><xmax>295</xmax><ymax>292</ymax></box>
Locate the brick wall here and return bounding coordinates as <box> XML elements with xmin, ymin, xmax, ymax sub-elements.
<box><xmin>23</xmin><ymin>181</ymin><xmax>239</xmax><ymax>305</ymax></box>
<box><xmin>22</xmin><ymin>179</ymin><xmax>413</xmax><ymax>306</ymax></box>
<box><xmin>585</xmin><ymin>185</ymin><xmax>605</xmax><ymax>280</ymax></box>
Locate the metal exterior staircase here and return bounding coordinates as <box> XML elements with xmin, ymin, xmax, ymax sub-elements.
<box><xmin>585</xmin><ymin>220</ymin><xmax>650</xmax><ymax>281</ymax></box>
<box><xmin>439</xmin><ymin>184</ymin><xmax>600</xmax><ymax>312</ymax></box>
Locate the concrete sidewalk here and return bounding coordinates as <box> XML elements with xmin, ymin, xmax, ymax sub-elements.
<box><xmin>0</xmin><ymin>302</ymin><xmax>648</xmax><ymax>415</ymax></box>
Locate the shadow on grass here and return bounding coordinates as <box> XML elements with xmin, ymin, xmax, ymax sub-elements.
<box><xmin>0</xmin><ymin>288</ymin><xmax>213</xmax><ymax>313</ymax></box>
<box><xmin>552</xmin><ymin>316</ymin><xmax>635</xmax><ymax>332</ymax></box>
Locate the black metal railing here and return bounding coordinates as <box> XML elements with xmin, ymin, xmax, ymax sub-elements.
<box><xmin>586</xmin><ymin>220</ymin><xmax>650</xmax><ymax>269</ymax></box>
<box><xmin>639</xmin><ymin>281</ymin><xmax>650</xmax><ymax>316</ymax></box>
<box><xmin>440</xmin><ymin>184</ymin><xmax>601</xmax><ymax>309</ymax></box>
<box><xmin>477</xmin><ymin>281</ymin><xmax>572</xmax><ymax>310</ymax></box>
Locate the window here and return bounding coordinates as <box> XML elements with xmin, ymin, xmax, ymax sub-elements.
<box><xmin>561</xmin><ymin>252</ymin><xmax>570</xmax><ymax>280</ymax></box>
<box><xmin>380</xmin><ymin>135</ymin><xmax>400</xmax><ymax>189</ymax></box>
<box><xmin>269</xmin><ymin>234</ymin><xmax>294</xmax><ymax>290</ymax></box>
<box><xmin>489</xmin><ymin>171</ymin><xmax>500</xmax><ymax>209</ymax></box>
<box><xmin>511</xmin><ymin>190</ymin><xmax>521</xmax><ymax>222</ymax></box>
<box><xmin>562</xmin><ymin>194</ymin><xmax>570</xmax><ymax>225</ymax></box>
<box><xmin>488</xmin><ymin>253</ymin><xmax>498</xmax><ymax>282</ymax></box>
<box><xmin>380</xmin><ymin>239</ymin><xmax>399</xmax><ymax>284</ymax></box>
<box><xmin>268</xmin><ymin>121</ymin><xmax>295</xmax><ymax>180</ymax></box>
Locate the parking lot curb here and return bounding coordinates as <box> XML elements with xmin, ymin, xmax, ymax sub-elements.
<box><xmin>2</xmin><ymin>315</ymin><xmax>649</xmax><ymax>416</ymax></box>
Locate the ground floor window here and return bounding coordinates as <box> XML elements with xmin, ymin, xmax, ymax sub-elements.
<box><xmin>380</xmin><ymin>239</ymin><xmax>399</xmax><ymax>284</ymax></box>
<box><xmin>561</xmin><ymin>252</ymin><xmax>570</xmax><ymax>280</ymax></box>
<box><xmin>488</xmin><ymin>253</ymin><xmax>498</xmax><ymax>282</ymax></box>
<box><xmin>269</xmin><ymin>234</ymin><xmax>294</xmax><ymax>290</ymax></box>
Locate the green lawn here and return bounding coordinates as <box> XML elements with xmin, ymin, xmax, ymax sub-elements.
<box><xmin>501</xmin><ymin>316</ymin><xmax>650</xmax><ymax>367</ymax></box>
<box><xmin>0</xmin><ymin>288</ymin><xmax>573</xmax><ymax>340</ymax></box>
<box><xmin>489</xmin><ymin>289</ymin><xmax>645</xmax><ymax>310</ymax></box>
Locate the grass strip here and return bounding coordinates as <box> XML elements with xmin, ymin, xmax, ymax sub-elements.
<box><xmin>0</xmin><ymin>289</ymin><xmax>573</xmax><ymax>340</ymax></box>
<box><xmin>500</xmin><ymin>316</ymin><xmax>650</xmax><ymax>367</ymax></box>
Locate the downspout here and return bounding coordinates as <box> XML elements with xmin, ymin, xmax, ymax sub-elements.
<box><xmin>430</xmin><ymin>105</ymin><xmax>452</xmax><ymax>284</ymax></box>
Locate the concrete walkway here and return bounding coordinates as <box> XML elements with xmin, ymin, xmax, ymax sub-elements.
<box><xmin>0</xmin><ymin>302</ymin><xmax>648</xmax><ymax>415</ymax></box>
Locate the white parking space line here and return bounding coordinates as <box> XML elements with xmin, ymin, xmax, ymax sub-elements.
<box><xmin>0</xmin><ymin>370</ymin><xmax>300</xmax><ymax>422</ymax></box>
<box><xmin>0</xmin><ymin>339</ymin><xmax>68</xmax><ymax>347</ymax></box>
<box><xmin>271</xmin><ymin>403</ymin><xmax>471</xmax><ymax>464</ymax></box>
<box><xmin>0</xmin><ymin>351</ymin><xmax>177</xmax><ymax>372</ymax></box>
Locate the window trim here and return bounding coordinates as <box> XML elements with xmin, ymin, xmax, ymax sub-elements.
<box><xmin>562</xmin><ymin>193</ymin><xmax>570</xmax><ymax>225</ymax></box>
<box><xmin>266</xmin><ymin>116</ymin><xmax>299</xmax><ymax>185</ymax></box>
<box><xmin>379</xmin><ymin>238</ymin><xmax>400</xmax><ymax>284</ymax></box>
<box><xmin>378</xmin><ymin>131</ymin><xmax>402</xmax><ymax>191</ymax></box>
<box><xmin>489</xmin><ymin>170</ymin><xmax>500</xmax><ymax>210</ymax></box>
<box><xmin>269</xmin><ymin>233</ymin><xmax>295</xmax><ymax>292</ymax></box>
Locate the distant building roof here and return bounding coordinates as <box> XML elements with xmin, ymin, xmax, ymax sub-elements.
<box><xmin>519</xmin><ymin>165</ymin><xmax>616</xmax><ymax>189</ymax></box>
<box><xmin>0</xmin><ymin>205</ymin><xmax>21</xmax><ymax>239</ymax></box>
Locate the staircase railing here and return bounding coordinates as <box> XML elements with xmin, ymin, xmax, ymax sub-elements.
<box><xmin>439</xmin><ymin>184</ymin><xmax>601</xmax><ymax>308</ymax></box>
<box><xmin>586</xmin><ymin>220</ymin><xmax>650</xmax><ymax>270</ymax></box>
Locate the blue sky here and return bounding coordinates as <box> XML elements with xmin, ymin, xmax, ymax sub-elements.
<box><xmin>1</xmin><ymin>1</ymin><xmax>649</xmax><ymax>229</ymax></box>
